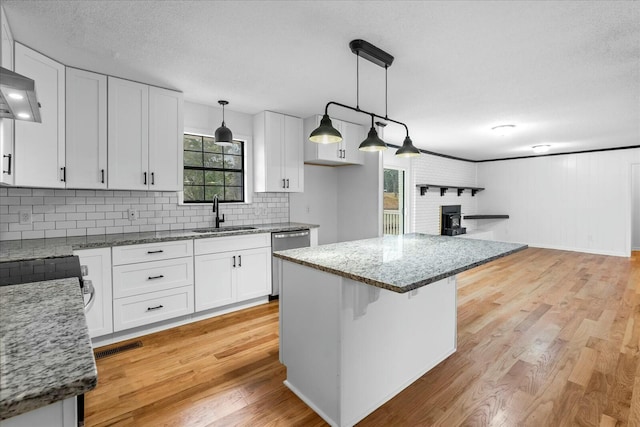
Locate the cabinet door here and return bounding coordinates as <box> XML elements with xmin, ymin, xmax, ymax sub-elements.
<box><xmin>264</xmin><ymin>111</ymin><xmax>285</xmax><ymax>191</ymax></box>
<box><xmin>66</xmin><ymin>68</ymin><xmax>107</xmax><ymax>189</ymax></box>
<box><xmin>149</xmin><ymin>86</ymin><xmax>183</xmax><ymax>191</ymax></box>
<box><xmin>107</xmin><ymin>76</ymin><xmax>149</xmax><ymax>190</ymax></box>
<box><xmin>0</xmin><ymin>9</ymin><xmax>13</xmax><ymax>185</ymax></box>
<box><xmin>75</xmin><ymin>247</ymin><xmax>113</xmax><ymax>338</ymax></box>
<box><xmin>194</xmin><ymin>252</ymin><xmax>234</xmax><ymax>311</ymax></box>
<box><xmin>283</xmin><ymin>114</ymin><xmax>303</xmax><ymax>192</ymax></box>
<box><xmin>342</xmin><ymin>121</ymin><xmax>365</xmax><ymax>165</ymax></box>
<box><xmin>14</xmin><ymin>43</ymin><xmax>66</xmax><ymax>188</ymax></box>
<box><xmin>235</xmin><ymin>247</ymin><xmax>271</xmax><ymax>301</ymax></box>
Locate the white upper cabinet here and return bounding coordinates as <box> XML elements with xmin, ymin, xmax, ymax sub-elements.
<box><xmin>108</xmin><ymin>77</ymin><xmax>183</xmax><ymax>191</ymax></box>
<box><xmin>304</xmin><ymin>115</ymin><xmax>364</xmax><ymax>166</ymax></box>
<box><xmin>253</xmin><ymin>111</ymin><xmax>304</xmax><ymax>192</ymax></box>
<box><xmin>14</xmin><ymin>43</ymin><xmax>66</xmax><ymax>188</ymax></box>
<box><xmin>0</xmin><ymin>8</ymin><xmax>14</xmax><ymax>185</ymax></box>
<box><xmin>66</xmin><ymin>68</ymin><xmax>107</xmax><ymax>189</ymax></box>
<box><xmin>148</xmin><ymin>86</ymin><xmax>183</xmax><ymax>192</ymax></box>
<box><xmin>107</xmin><ymin>76</ymin><xmax>149</xmax><ymax>190</ymax></box>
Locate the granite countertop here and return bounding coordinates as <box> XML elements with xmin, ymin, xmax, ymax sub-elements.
<box><xmin>0</xmin><ymin>278</ymin><xmax>97</xmax><ymax>420</ymax></box>
<box><xmin>0</xmin><ymin>222</ymin><xmax>318</xmax><ymax>263</ymax></box>
<box><xmin>274</xmin><ymin>233</ymin><xmax>527</xmax><ymax>293</ymax></box>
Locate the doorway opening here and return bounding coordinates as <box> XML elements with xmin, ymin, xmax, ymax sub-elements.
<box><xmin>383</xmin><ymin>168</ymin><xmax>405</xmax><ymax>235</ymax></box>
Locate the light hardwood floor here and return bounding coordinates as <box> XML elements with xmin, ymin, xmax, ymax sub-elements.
<box><xmin>85</xmin><ymin>248</ymin><xmax>640</xmax><ymax>426</ymax></box>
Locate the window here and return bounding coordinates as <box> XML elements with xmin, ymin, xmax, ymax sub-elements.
<box><xmin>183</xmin><ymin>134</ymin><xmax>244</xmax><ymax>203</ymax></box>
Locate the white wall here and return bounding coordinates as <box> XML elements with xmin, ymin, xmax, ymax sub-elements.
<box><xmin>632</xmin><ymin>163</ymin><xmax>640</xmax><ymax>250</ymax></box>
<box><xmin>289</xmin><ymin>165</ymin><xmax>338</xmax><ymax>244</ymax></box>
<box><xmin>337</xmin><ymin>153</ymin><xmax>383</xmax><ymax>242</ymax></box>
<box><xmin>184</xmin><ymin>101</ymin><xmax>253</xmax><ymax>137</ymax></box>
<box><xmin>477</xmin><ymin>148</ymin><xmax>640</xmax><ymax>257</ymax></box>
<box><xmin>290</xmin><ymin>153</ymin><xmax>383</xmax><ymax>244</ymax></box>
<box><xmin>412</xmin><ymin>154</ymin><xmax>478</xmax><ymax>235</ymax></box>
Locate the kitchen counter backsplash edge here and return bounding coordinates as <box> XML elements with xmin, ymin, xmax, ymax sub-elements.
<box><xmin>0</xmin><ymin>222</ymin><xmax>318</xmax><ymax>262</ymax></box>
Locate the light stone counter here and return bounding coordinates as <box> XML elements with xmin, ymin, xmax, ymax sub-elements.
<box><xmin>274</xmin><ymin>233</ymin><xmax>527</xmax><ymax>293</ymax></box>
<box><xmin>0</xmin><ymin>222</ymin><xmax>317</xmax><ymax>263</ymax></box>
<box><xmin>0</xmin><ymin>278</ymin><xmax>97</xmax><ymax>421</ymax></box>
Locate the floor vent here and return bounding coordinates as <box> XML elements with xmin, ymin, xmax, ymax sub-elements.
<box><xmin>94</xmin><ymin>341</ymin><xmax>143</xmax><ymax>360</ymax></box>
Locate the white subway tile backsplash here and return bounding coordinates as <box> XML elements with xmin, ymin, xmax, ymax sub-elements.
<box><xmin>0</xmin><ymin>188</ymin><xmax>289</xmax><ymax>240</ymax></box>
<box><xmin>55</xmin><ymin>205</ymin><xmax>77</xmax><ymax>213</ymax></box>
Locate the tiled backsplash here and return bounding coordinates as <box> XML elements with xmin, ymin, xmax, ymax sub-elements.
<box><xmin>0</xmin><ymin>188</ymin><xmax>289</xmax><ymax>240</ymax></box>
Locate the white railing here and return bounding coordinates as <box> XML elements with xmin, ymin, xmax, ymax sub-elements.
<box><xmin>383</xmin><ymin>210</ymin><xmax>402</xmax><ymax>235</ymax></box>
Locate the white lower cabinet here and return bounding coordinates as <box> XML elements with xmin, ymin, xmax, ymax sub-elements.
<box><xmin>0</xmin><ymin>397</ymin><xmax>76</xmax><ymax>427</ymax></box>
<box><xmin>113</xmin><ymin>285</ymin><xmax>194</xmax><ymax>332</ymax></box>
<box><xmin>195</xmin><ymin>233</ymin><xmax>271</xmax><ymax>312</ymax></box>
<box><xmin>111</xmin><ymin>241</ymin><xmax>195</xmax><ymax>332</ymax></box>
<box><xmin>74</xmin><ymin>247</ymin><xmax>113</xmax><ymax>338</ymax></box>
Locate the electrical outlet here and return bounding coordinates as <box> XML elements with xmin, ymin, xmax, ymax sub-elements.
<box><xmin>128</xmin><ymin>209</ymin><xmax>138</xmax><ymax>221</ymax></box>
<box><xmin>18</xmin><ymin>209</ymin><xmax>32</xmax><ymax>225</ymax></box>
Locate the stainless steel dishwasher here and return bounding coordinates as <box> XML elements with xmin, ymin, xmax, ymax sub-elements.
<box><xmin>271</xmin><ymin>229</ymin><xmax>310</xmax><ymax>297</ymax></box>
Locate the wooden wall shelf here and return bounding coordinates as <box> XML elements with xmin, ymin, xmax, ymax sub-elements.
<box><xmin>463</xmin><ymin>215</ymin><xmax>509</xmax><ymax>219</ymax></box>
<box><xmin>416</xmin><ymin>184</ymin><xmax>485</xmax><ymax>197</ymax></box>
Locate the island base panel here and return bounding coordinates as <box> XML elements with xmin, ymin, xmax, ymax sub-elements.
<box><xmin>280</xmin><ymin>261</ymin><xmax>457</xmax><ymax>427</ymax></box>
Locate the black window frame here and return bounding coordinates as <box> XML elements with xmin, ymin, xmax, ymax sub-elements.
<box><xmin>182</xmin><ymin>133</ymin><xmax>245</xmax><ymax>204</ymax></box>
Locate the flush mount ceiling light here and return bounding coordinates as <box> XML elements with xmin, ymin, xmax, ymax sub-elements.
<box><xmin>491</xmin><ymin>124</ymin><xmax>516</xmax><ymax>136</ymax></box>
<box><xmin>532</xmin><ymin>144</ymin><xmax>550</xmax><ymax>154</ymax></box>
<box><xmin>214</xmin><ymin>100</ymin><xmax>233</xmax><ymax>147</ymax></box>
<box><xmin>309</xmin><ymin>39</ymin><xmax>420</xmax><ymax>157</ymax></box>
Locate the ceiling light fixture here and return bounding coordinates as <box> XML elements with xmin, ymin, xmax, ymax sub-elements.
<box><xmin>532</xmin><ymin>144</ymin><xmax>550</xmax><ymax>154</ymax></box>
<box><xmin>491</xmin><ymin>124</ymin><xmax>516</xmax><ymax>136</ymax></box>
<box><xmin>214</xmin><ymin>100</ymin><xmax>233</xmax><ymax>147</ymax></box>
<box><xmin>309</xmin><ymin>39</ymin><xmax>420</xmax><ymax>157</ymax></box>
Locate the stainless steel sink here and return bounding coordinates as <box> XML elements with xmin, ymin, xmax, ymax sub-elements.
<box><xmin>191</xmin><ymin>226</ymin><xmax>257</xmax><ymax>233</ymax></box>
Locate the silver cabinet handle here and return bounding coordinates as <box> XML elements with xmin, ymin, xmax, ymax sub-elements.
<box><xmin>83</xmin><ymin>280</ymin><xmax>95</xmax><ymax>309</ymax></box>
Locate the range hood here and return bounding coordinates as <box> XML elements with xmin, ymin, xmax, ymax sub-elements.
<box><xmin>0</xmin><ymin>66</ymin><xmax>41</xmax><ymax>123</ymax></box>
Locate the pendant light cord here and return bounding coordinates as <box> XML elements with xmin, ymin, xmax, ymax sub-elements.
<box><xmin>356</xmin><ymin>52</ymin><xmax>360</xmax><ymax>110</ymax></box>
<box><xmin>385</xmin><ymin>65</ymin><xmax>388</xmax><ymax>119</ymax></box>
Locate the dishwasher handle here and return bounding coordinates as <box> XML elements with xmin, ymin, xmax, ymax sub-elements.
<box><xmin>273</xmin><ymin>230</ymin><xmax>309</xmax><ymax>239</ymax></box>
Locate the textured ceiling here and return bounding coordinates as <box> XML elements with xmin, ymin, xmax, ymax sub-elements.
<box><xmin>3</xmin><ymin>1</ymin><xmax>639</xmax><ymax>161</ymax></box>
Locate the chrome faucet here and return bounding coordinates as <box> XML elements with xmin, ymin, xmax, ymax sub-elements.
<box><xmin>213</xmin><ymin>194</ymin><xmax>225</xmax><ymax>228</ymax></box>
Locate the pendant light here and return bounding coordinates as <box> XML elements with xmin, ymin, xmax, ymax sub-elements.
<box><xmin>395</xmin><ymin>136</ymin><xmax>420</xmax><ymax>157</ymax></box>
<box><xmin>309</xmin><ymin>114</ymin><xmax>342</xmax><ymax>143</ymax></box>
<box><xmin>308</xmin><ymin>39</ymin><xmax>420</xmax><ymax>158</ymax></box>
<box><xmin>214</xmin><ymin>100</ymin><xmax>233</xmax><ymax>147</ymax></box>
<box><xmin>359</xmin><ymin>115</ymin><xmax>387</xmax><ymax>151</ymax></box>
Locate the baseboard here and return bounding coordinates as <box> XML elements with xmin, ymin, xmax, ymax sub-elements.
<box><xmin>527</xmin><ymin>243</ymin><xmax>629</xmax><ymax>258</ymax></box>
<box><xmin>284</xmin><ymin>380</ymin><xmax>339</xmax><ymax>427</ymax></box>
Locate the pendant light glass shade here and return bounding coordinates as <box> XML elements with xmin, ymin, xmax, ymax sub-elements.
<box><xmin>358</xmin><ymin>126</ymin><xmax>387</xmax><ymax>152</ymax></box>
<box><xmin>309</xmin><ymin>114</ymin><xmax>342</xmax><ymax>144</ymax></box>
<box><xmin>214</xmin><ymin>100</ymin><xmax>233</xmax><ymax>147</ymax></box>
<box><xmin>395</xmin><ymin>136</ymin><xmax>420</xmax><ymax>157</ymax></box>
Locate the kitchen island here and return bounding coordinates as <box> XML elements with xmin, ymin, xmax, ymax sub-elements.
<box><xmin>274</xmin><ymin>233</ymin><xmax>526</xmax><ymax>427</ymax></box>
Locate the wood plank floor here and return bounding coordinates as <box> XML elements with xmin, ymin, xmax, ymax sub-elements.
<box><xmin>85</xmin><ymin>248</ymin><xmax>640</xmax><ymax>426</ymax></box>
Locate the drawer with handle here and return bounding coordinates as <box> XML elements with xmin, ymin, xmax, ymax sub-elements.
<box><xmin>113</xmin><ymin>285</ymin><xmax>194</xmax><ymax>331</ymax></box>
<box><xmin>112</xmin><ymin>240</ymin><xmax>194</xmax><ymax>265</ymax></box>
<box><xmin>112</xmin><ymin>256</ymin><xmax>194</xmax><ymax>298</ymax></box>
